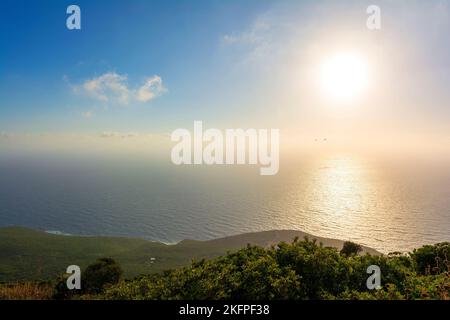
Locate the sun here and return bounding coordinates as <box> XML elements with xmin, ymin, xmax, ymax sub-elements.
<box><xmin>319</xmin><ymin>52</ymin><xmax>369</xmax><ymax>101</ymax></box>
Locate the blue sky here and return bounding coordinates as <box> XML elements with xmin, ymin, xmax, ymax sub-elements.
<box><xmin>0</xmin><ymin>0</ymin><xmax>276</xmax><ymax>133</ymax></box>
<box><xmin>1</xmin><ymin>0</ymin><xmax>450</xmax><ymax>154</ymax></box>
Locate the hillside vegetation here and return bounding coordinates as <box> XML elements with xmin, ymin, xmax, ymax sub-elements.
<box><xmin>0</xmin><ymin>238</ymin><xmax>448</xmax><ymax>300</ymax></box>
<box><xmin>1</xmin><ymin>227</ymin><xmax>448</xmax><ymax>300</ymax></box>
<box><xmin>0</xmin><ymin>227</ymin><xmax>377</xmax><ymax>282</ymax></box>
<box><xmin>98</xmin><ymin>239</ymin><xmax>449</xmax><ymax>300</ymax></box>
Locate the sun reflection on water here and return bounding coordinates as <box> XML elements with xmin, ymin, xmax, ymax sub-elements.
<box><xmin>304</xmin><ymin>155</ymin><xmax>376</xmax><ymax>241</ymax></box>
<box><xmin>278</xmin><ymin>153</ymin><xmax>450</xmax><ymax>253</ymax></box>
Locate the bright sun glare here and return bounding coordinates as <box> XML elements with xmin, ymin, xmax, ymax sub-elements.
<box><xmin>320</xmin><ymin>53</ymin><xmax>369</xmax><ymax>101</ymax></box>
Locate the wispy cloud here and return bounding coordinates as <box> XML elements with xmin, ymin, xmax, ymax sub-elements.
<box><xmin>136</xmin><ymin>75</ymin><xmax>166</xmax><ymax>102</ymax></box>
<box><xmin>222</xmin><ymin>18</ymin><xmax>270</xmax><ymax>46</ymax></box>
<box><xmin>220</xmin><ymin>12</ymin><xmax>287</xmax><ymax>65</ymax></box>
<box><xmin>73</xmin><ymin>72</ymin><xmax>167</xmax><ymax>105</ymax></box>
<box><xmin>100</xmin><ymin>131</ymin><xmax>140</xmax><ymax>138</ymax></box>
<box><xmin>81</xmin><ymin>72</ymin><xmax>130</xmax><ymax>104</ymax></box>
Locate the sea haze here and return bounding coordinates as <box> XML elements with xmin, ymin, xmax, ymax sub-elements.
<box><xmin>0</xmin><ymin>151</ymin><xmax>449</xmax><ymax>254</ymax></box>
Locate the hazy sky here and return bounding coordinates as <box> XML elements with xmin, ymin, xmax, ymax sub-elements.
<box><xmin>1</xmin><ymin>0</ymin><xmax>449</xmax><ymax>155</ymax></box>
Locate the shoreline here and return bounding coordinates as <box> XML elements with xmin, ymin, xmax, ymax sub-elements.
<box><xmin>40</xmin><ymin>227</ymin><xmax>381</xmax><ymax>253</ymax></box>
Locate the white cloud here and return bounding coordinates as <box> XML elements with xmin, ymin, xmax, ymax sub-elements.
<box><xmin>74</xmin><ymin>72</ymin><xmax>166</xmax><ymax>105</ymax></box>
<box><xmin>136</xmin><ymin>75</ymin><xmax>166</xmax><ymax>102</ymax></box>
<box><xmin>82</xmin><ymin>72</ymin><xmax>129</xmax><ymax>104</ymax></box>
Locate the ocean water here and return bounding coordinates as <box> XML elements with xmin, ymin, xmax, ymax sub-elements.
<box><xmin>0</xmin><ymin>151</ymin><xmax>449</xmax><ymax>254</ymax></box>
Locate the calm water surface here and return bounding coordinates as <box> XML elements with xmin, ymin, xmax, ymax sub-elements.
<box><xmin>0</xmin><ymin>152</ymin><xmax>449</xmax><ymax>253</ymax></box>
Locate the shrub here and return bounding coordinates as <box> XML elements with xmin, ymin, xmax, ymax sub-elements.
<box><xmin>83</xmin><ymin>258</ymin><xmax>123</xmax><ymax>294</ymax></box>
<box><xmin>102</xmin><ymin>241</ymin><xmax>450</xmax><ymax>300</ymax></box>
<box><xmin>52</xmin><ymin>274</ymin><xmax>81</xmax><ymax>300</ymax></box>
<box><xmin>340</xmin><ymin>241</ymin><xmax>363</xmax><ymax>257</ymax></box>
<box><xmin>411</xmin><ymin>242</ymin><xmax>450</xmax><ymax>275</ymax></box>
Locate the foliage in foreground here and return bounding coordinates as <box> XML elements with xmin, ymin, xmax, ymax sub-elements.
<box><xmin>0</xmin><ymin>282</ymin><xmax>53</xmax><ymax>300</ymax></box>
<box><xmin>1</xmin><ymin>239</ymin><xmax>448</xmax><ymax>300</ymax></box>
<box><xmin>52</xmin><ymin>258</ymin><xmax>123</xmax><ymax>299</ymax></box>
<box><xmin>99</xmin><ymin>239</ymin><xmax>449</xmax><ymax>300</ymax></box>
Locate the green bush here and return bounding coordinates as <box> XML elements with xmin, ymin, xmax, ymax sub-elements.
<box><xmin>47</xmin><ymin>241</ymin><xmax>450</xmax><ymax>300</ymax></box>
<box><xmin>52</xmin><ymin>258</ymin><xmax>123</xmax><ymax>299</ymax></box>
<box><xmin>101</xmin><ymin>240</ymin><xmax>449</xmax><ymax>300</ymax></box>
<box><xmin>83</xmin><ymin>258</ymin><xmax>123</xmax><ymax>294</ymax></box>
<box><xmin>52</xmin><ymin>274</ymin><xmax>81</xmax><ymax>300</ymax></box>
<box><xmin>340</xmin><ymin>241</ymin><xmax>363</xmax><ymax>257</ymax></box>
<box><xmin>411</xmin><ymin>242</ymin><xmax>450</xmax><ymax>275</ymax></box>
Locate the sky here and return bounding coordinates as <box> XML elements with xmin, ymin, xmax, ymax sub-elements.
<box><xmin>1</xmin><ymin>0</ymin><xmax>449</xmax><ymax>156</ymax></box>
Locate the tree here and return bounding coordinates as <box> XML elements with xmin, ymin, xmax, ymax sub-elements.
<box><xmin>340</xmin><ymin>241</ymin><xmax>362</xmax><ymax>257</ymax></box>
<box><xmin>52</xmin><ymin>274</ymin><xmax>81</xmax><ymax>300</ymax></box>
<box><xmin>411</xmin><ymin>242</ymin><xmax>450</xmax><ymax>275</ymax></box>
<box><xmin>83</xmin><ymin>258</ymin><xmax>123</xmax><ymax>294</ymax></box>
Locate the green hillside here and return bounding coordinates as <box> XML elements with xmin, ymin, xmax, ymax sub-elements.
<box><xmin>0</xmin><ymin>227</ymin><xmax>379</xmax><ymax>282</ymax></box>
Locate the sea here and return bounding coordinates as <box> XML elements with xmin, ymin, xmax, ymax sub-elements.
<box><xmin>0</xmin><ymin>150</ymin><xmax>449</xmax><ymax>254</ymax></box>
